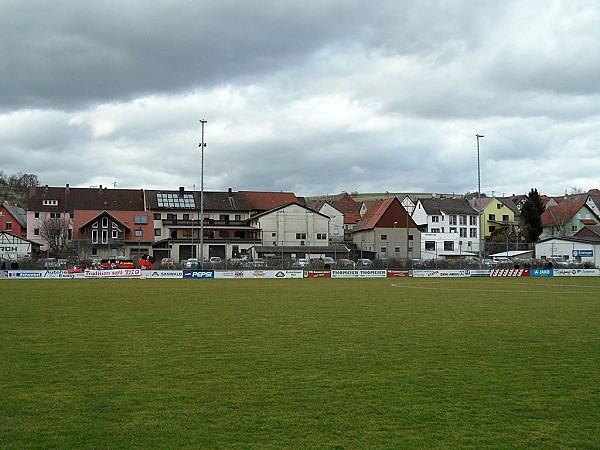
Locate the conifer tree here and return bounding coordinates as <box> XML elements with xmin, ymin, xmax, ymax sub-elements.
<box><xmin>520</xmin><ymin>188</ymin><xmax>545</xmax><ymax>243</ymax></box>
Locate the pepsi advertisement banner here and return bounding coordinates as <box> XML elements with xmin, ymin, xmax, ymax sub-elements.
<box><xmin>183</xmin><ymin>269</ymin><xmax>215</xmax><ymax>279</ymax></box>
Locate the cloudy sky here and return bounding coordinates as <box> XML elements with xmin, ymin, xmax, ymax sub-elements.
<box><xmin>2</xmin><ymin>1</ymin><xmax>599</xmax><ymax>197</ymax></box>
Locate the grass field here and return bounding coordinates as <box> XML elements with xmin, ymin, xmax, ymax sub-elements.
<box><xmin>1</xmin><ymin>277</ymin><xmax>599</xmax><ymax>449</ymax></box>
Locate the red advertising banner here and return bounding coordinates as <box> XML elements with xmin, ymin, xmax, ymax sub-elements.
<box><xmin>489</xmin><ymin>269</ymin><xmax>530</xmax><ymax>277</ymax></box>
<box><xmin>306</xmin><ymin>270</ymin><xmax>331</xmax><ymax>278</ymax></box>
<box><xmin>387</xmin><ymin>270</ymin><xmax>410</xmax><ymax>278</ymax></box>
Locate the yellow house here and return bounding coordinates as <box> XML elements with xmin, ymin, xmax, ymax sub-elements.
<box><xmin>471</xmin><ymin>197</ymin><xmax>518</xmax><ymax>238</ymax></box>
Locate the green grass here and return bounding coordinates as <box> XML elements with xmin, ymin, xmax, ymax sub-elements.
<box><xmin>1</xmin><ymin>278</ymin><xmax>599</xmax><ymax>449</ymax></box>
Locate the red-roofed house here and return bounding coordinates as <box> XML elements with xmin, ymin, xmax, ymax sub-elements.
<box><xmin>0</xmin><ymin>201</ymin><xmax>27</xmax><ymax>238</ymax></box>
<box><xmin>329</xmin><ymin>192</ymin><xmax>362</xmax><ymax>241</ymax></box>
<box><xmin>540</xmin><ymin>202</ymin><xmax>600</xmax><ymax>240</ymax></box>
<box><xmin>243</xmin><ymin>191</ymin><xmax>300</xmax><ymax>214</ymax></box>
<box><xmin>353</xmin><ymin>197</ymin><xmax>420</xmax><ymax>260</ymax></box>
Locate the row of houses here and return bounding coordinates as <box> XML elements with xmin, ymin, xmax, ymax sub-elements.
<box><xmin>1</xmin><ymin>185</ymin><xmax>600</xmax><ymax>266</ymax></box>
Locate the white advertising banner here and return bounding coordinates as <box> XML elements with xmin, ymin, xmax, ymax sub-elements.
<box><xmin>331</xmin><ymin>270</ymin><xmax>387</xmax><ymax>278</ymax></box>
<box><xmin>84</xmin><ymin>268</ymin><xmax>142</xmax><ymax>278</ymax></box>
<box><xmin>412</xmin><ymin>270</ymin><xmax>468</xmax><ymax>278</ymax></box>
<box><xmin>215</xmin><ymin>270</ymin><xmax>303</xmax><ymax>279</ymax></box>
<box><xmin>553</xmin><ymin>268</ymin><xmax>600</xmax><ymax>277</ymax></box>
<box><xmin>43</xmin><ymin>270</ymin><xmax>75</xmax><ymax>279</ymax></box>
<box><xmin>144</xmin><ymin>270</ymin><xmax>183</xmax><ymax>279</ymax></box>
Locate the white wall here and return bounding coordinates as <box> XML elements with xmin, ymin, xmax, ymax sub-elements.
<box><xmin>319</xmin><ymin>203</ymin><xmax>344</xmax><ymax>242</ymax></box>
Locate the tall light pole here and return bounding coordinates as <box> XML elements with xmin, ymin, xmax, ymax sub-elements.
<box><xmin>199</xmin><ymin>119</ymin><xmax>207</xmax><ymax>269</ymax></box>
<box><xmin>476</xmin><ymin>134</ymin><xmax>484</xmax><ymax>267</ymax></box>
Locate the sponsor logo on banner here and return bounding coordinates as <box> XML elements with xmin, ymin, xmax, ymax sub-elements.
<box><xmin>530</xmin><ymin>268</ymin><xmax>553</xmax><ymax>277</ymax></box>
<box><xmin>43</xmin><ymin>270</ymin><xmax>74</xmax><ymax>279</ymax></box>
<box><xmin>0</xmin><ymin>270</ymin><xmax>9</xmax><ymax>279</ymax></box>
<box><xmin>572</xmin><ymin>249</ymin><xmax>593</xmax><ymax>257</ymax></box>
<box><xmin>331</xmin><ymin>270</ymin><xmax>387</xmax><ymax>278</ymax></box>
<box><xmin>307</xmin><ymin>270</ymin><xmax>331</xmax><ymax>278</ymax></box>
<box><xmin>489</xmin><ymin>269</ymin><xmax>530</xmax><ymax>277</ymax></box>
<box><xmin>553</xmin><ymin>268</ymin><xmax>600</xmax><ymax>277</ymax></box>
<box><xmin>469</xmin><ymin>270</ymin><xmax>491</xmax><ymax>277</ymax></box>
<box><xmin>386</xmin><ymin>270</ymin><xmax>410</xmax><ymax>278</ymax></box>
<box><xmin>84</xmin><ymin>269</ymin><xmax>142</xmax><ymax>278</ymax></box>
<box><xmin>182</xmin><ymin>270</ymin><xmax>215</xmax><ymax>279</ymax></box>
<box><xmin>13</xmin><ymin>271</ymin><xmax>43</xmax><ymax>278</ymax></box>
<box><xmin>150</xmin><ymin>270</ymin><xmax>183</xmax><ymax>279</ymax></box>
<box><xmin>413</xmin><ymin>270</ymin><xmax>467</xmax><ymax>278</ymax></box>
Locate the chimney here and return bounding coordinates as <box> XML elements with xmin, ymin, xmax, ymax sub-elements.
<box><xmin>65</xmin><ymin>183</ymin><xmax>69</xmax><ymax>192</ymax></box>
<box><xmin>179</xmin><ymin>186</ymin><xmax>185</xmax><ymax>197</ymax></box>
<box><xmin>228</xmin><ymin>187</ymin><xmax>233</xmax><ymax>197</ymax></box>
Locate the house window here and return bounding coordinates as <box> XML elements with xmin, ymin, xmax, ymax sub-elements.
<box><xmin>220</xmin><ymin>214</ymin><xmax>229</xmax><ymax>221</ymax></box>
<box><xmin>102</xmin><ymin>217</ymin><xmax>109</xmax><ymax>228</ymax></box>
<box><xmin>134</xmin><ymin>228</ymin><xmax>143</xmax><ymax>237</ymax></box>
<box><xmin>235</xmin><ymin>214</ymin><xmax>242</xmax><ymax>221</ymax></box>
<box><xmin>425</xmin><ymin>241</ymin><xmax>435</xmax><ymax>251</ymax></box>
<box><xmin>296</xmin><ymin>233</ymin><xmax>307</xmax><ymax>240</ymax></box>
<box><xmin>34</xmin><ymin>212</ymin><xmax>40</xmax><ymax>219</ymax></box>
<box><xmin>572</xmin><ymin>225</ymin><xmax>578</xmax><ymax>232</ymax></box>
<box><xmin>112</xmin><ymin>222</ymin><xmax>119</xmax><ymax>229</ymax></box>
<box><xmin>395</xmin><ymin>246</ymin><xmax>400</xmax><ymax>253</ymax></box>
<box><xmin>183</xmin><ymin>213</ymin><xmax>190</xmax><ymax>220</ymax></box>
<box><xmin>444</xmin><ymin>241</ymin><xmax>454</xmax><ymax>251</ymax></box>
<box><xmin>317</xmin><ymin>233</ymin><xmax>327</xmax><ymax>240</ymax></box>
<box><xmin>272</xmin><ymin>232</ymin><xmax>276</xmax><ymax>237</ymax></box>
<box><xmin>5</xmin><ymin>222</ymin><xmax>11</xmax><ymax>230</ymax></box>
<box><xmin>470</xmin><ymin>228</ymin><xmax>477</xmax><ymax>238</ymax></box>
<box><xmin>449</xmin><ymin>215</ymin><xmax>457</xmax><ymax>225</ymax></box>
<box><xmin>134</xmin><ymin>215</ymin><xmax>148</xmax><ymax>224</ymax></box>
<box><xmin>470</xmin><ymin>216</ymin><xmax>477</xmax><ymax>225</ymax></box>
<box><xmin>497</xmin><ymin>203</ymin><xmax>502</xmax><ymax>209</ymax></box>
<box><xmin>102</xmin><ymin>230</ymin><xmax>108</xmax><ymax>244</ymax></box>
<box><xmin>431</xmin><ymin>228</ymin><xmax>440</xmax><ymax>233</ymax></box>
<box><xmin>381</xmin><ymin>234</ymin><xmax>387</xmax><ymax>240</ymax></box>
<box><xmin>91</xmin><ymin>229</ymin><xmax>98</xmax><ymax>244</ymax></box>
<box><xmin>450</xmin><ymin>227</ymin><xmax>457</xmax><ymax>233</ymax></box>
<box><xmin>167</xmin><ymin>213</ymin><xmax>176</xmax><ymax>220</ymax></box>
<box><xmin>381</xmin><ymin>246</ymin><xmax>387</xmax><ymax>254</ymax></box>
<box><xmin>91</xmin><ymin>248</ymin><xmax>98</xmax><ymax>256</ymax></box>
<box><xmin>154</xmin><ymin>213</ymin><xmax>161</xmax><ymax>220</ymax></box>
<box><xmin>50</xmin><ymin>212</ymin><xmax>60</xmax><ymax>219</ymax></box>
<box><xmin>489</xmin><ymin>214</ymin><xmax>496</xmax><ymax>221</ymax></box>
<box><xmin>432</xmin><ymin>216</ymin><xmax>440</xmax><ymax>223</ymax></box>
<box><xmin>460</xmin><ymin>228</ymin><xmax>467</xmax><ymax>238</ymax></box>
<box><xmin>112</xmin><ymin>229</ymin><xmax>119</xmax><ymax>239</ymax></box>
<box><xmin>42</xmin><ymin>199</ymin><xmax>59</xmax><ymax>206</ymax></box>
<box><xmin>459</xmin><ymin>216</ymin><xmax>467</xmax><ymax>225</ymax></box>
<box><xmin>489</xmin><ymin>226</ymin><xmax>496</xmax><ymax>233</ymax></box>
<box><xmin>502</xmin><ymin>215</ymin><xmax>509</xmax><ymax>222</ymax></box>
<box><xmin>154</xmin><ymin>228</ymin><xmax>161</xmax><ymax>236</ymax></box>
<box><xmin>34</xmin><ymin>228</ymin><xmax>40</xmax><ymax>236</ymax></box>
<box><xmin>92</xmin><ymin>221</ymin><xmax>98</xmax><ymax>228</ymax></box>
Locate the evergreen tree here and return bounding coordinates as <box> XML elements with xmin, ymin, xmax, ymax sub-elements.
<box><xmin>520</xmin><ymin>188</ymin><xmax>545</xmax><ymax>243</ymax></box>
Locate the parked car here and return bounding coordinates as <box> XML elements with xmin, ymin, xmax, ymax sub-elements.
<box><xmin>209</xmin><ymin>256</ymin><xmax>222</xmax><ymax>264</ymax></box>
<box><xmin>292</xmin><ymin>258</ymin><xmax>310</xmax><ymax>268</ymax></box>
<box><xmin>337</xmin><ymin>258</ymin><xmax>354</xmax><ymax>268</ymax></box>
<box><xmin>321</xmin><ymin>257</ymin><xmax>337</xmax><ymax>269</ymax></box>
<box><xmin>184</xmin><ymin>258</ymin><xmax>200</xmax><ymax>269</ymax></box>
<box><xmin>356</xmin><ymin>258</ymin><xmax>374</xmax><ymax>267</ymax></box>
<box><xmin>161</xmin><ymin>257</ymin><xmax>175</xmax><ymax>269</ymax></box>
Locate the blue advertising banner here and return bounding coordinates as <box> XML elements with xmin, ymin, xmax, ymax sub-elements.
<box><xmin>572</xmin><ymin>249</ymin><xmax>593</xmax><ymax>257</ymax></box>
<box><xmin>530</xmin><ymin>268</ymin><xmax>554</xmax><ymax>277</ymax></box>
<box><xmin>182</xmin><ymin>269</ymin><xmax>215</xmax><ymax>279</ymax></box>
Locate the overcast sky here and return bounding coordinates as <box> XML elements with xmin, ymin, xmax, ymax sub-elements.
<box><xmin>2</xmin><ymin>1</ymin><xmax>599</xmax><ymax>197</ymax></box>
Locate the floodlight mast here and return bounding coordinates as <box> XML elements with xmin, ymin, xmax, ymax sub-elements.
<box><xmin>199</xmin><ymin>119</ymin><xmax>207</xmax><ymax>269</ymax></box>
<box><xmin>476</xmin><ymin>134</ymin><xmax>484</xmax><ymax>267</ymax></box>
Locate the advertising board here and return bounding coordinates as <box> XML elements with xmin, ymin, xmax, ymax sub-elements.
<box><xmin>147</xmin><ymin>270</ymin><xmax>183</xmax><ymax>279</ymax></box>
<box><xmin>489</xmin><ymin>269</ymin><xmax>530</xmax><ymax>277</ymax></box>
<box><xmin>572</xmin><ymin>249</ymin><xmax>593</xmax><ymax>257</ymax></box>
<box><xmin>412</xmin><ymin>270</ymin><xmax>468</xmax><ymax>278</ymax></box>
<box><xmin>469</xmin><ymin>270</ymin><xmax>491</xmax><ymax>277</ymax></box>
<box><xmin>182</xmin><ymin>269</ymin><xmax>215</xmax><ymax>279</ymax></box>
<box><xmin>530</xmin><ymin>268</ymin><xmax>554</xmax><ymax>277</ymax></box>
<box><xmin>84</xmin><ymin>268</ymin><xmax>142</xmax><ymax>278</ymax></box>
<box><xmin>9</xmin><ymin>270</ymin><xmax>43</xmax><ymax>278</ymax></box>
<box><xmin>553</xmin><ymin>268</ymin><xmax>600</xmax><ymax>277</ymax></box>
<box><xmin>214</xmin><ymin>270</ymin><xmax>303</xmax><ymax>279</ymax></box>
<box><xmin>43</xmin><ymin>270</ymin><xmax>75</xmax><ymax>279</ymax></box>
<box><xmin>331</xmin><ymin>270</ymin><xmax>387</xmax><ymax>278</ymax></box>
<box><xmin>386</xmin><ymin>270</ymin><xmax>410</xmax><ymax>278</ymax></box>
<box><xmin>306</xmin><ymin>270</ymin><xmax>331</xmax><ymax>278</ymax></box>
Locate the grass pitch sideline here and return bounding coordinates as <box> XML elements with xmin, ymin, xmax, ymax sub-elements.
<box><xmin>1</xmin><ymin>278</ymin><xmax>599</xmax><ymax>449</ymax></box>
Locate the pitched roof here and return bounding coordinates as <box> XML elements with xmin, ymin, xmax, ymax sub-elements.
<box><xmin>249</xmin><ymin>202</ymin><xmax>328</xmax><ymax>220</ymax></box>
<box><xmin>354</xmin><ymin>198</ymin><xmax>416</xmax><ymax>232</ymax></box>
<box><xmin>2</xmin><ymin>201</ymin><xmax>27</xmax><ymax>227</ymax></box>
<box><xmin>541</xmin><ymin>201</ymin><xmax>588</xmax><ymax>226</ymax></box>
<box><xmin>243</xmin><ymin>191</ymin><xmax>299</xmax><ymax>211</ymax></box>
<box><xmin>418</xmin><ymin>197</ymin><xmax>477</xmax><ymax>216</ymax></box>
<box><xmin>28</xmin><ymin>186</ymin><xmax>145</xmax><ymax>211</ymax></box>
<box><xmin>330</xmin><ymin>192</ymin><xmax>361</xmax><ymax>215</ymax></box>
<box><xmin>144</xmin><ymin>189</ymin><xmax>251</xmax><ymax>211</ymax></box>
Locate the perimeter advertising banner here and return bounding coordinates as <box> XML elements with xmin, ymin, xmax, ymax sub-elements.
<box><xmin>386</xmin><ymin>270</ymin><xmax>410</xmax><ymax>278</ymax></box>
<box><xmin>182</xmin><ymin>269</ymin><xmax>215</xmax><ymax>279</ymax></box>
<box><xmin>530</xmin><ymin>268</ymin><xmax>554</xmax><ymax>277</ymax></box>
<box><xmin>553</xmin><ymin>268</ymin><xmax>600</xmax><ymax>277</ymax></box>
<box><xmin>331</xmin><ymin>270</ymin><xmax>387</xmax><ymax>278</ymax></box>
<box><xmin>412</xmin><ymin>270</ymin><xmax>468</xmax><ymax>278</ymax></box>
<box><xmin>146</xmin><ymin>270</ymin><xmax>183</xmax><ymax>279</ymax></box>
<box><xmin>215</xmin><ymin>270</ymin><xmax>303</xmax><ymax>279</ymax></box>
<box><xmin>84</xmin><ymin>268</ymin><xmax>142</xmax><ymax>278</ymax></box>
<box><xmin>306</xmin><ymin>270</ymin><xmax>331</xmax><ymax>278</ymax></box>
<box><xmin>489</xmin><ymin>269</ymin><xmax>530</xmax><ymax>277</ymax></box>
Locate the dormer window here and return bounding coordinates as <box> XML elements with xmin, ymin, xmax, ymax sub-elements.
<box><xmin>43</xmin><ymin>199</ymin><xmax>59</xmax><ymax>206</ymax></box>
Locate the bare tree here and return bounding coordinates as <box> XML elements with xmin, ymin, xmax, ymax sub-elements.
<box><xmin>39</xmin><ymin>215</ymin><xmax>72</xmax><ymax>257</ymax></box>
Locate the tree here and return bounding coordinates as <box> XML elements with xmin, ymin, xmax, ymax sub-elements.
<box><xmin>520</xmin><ymin>188</ymin><xmax>545</xmax><ymax>243</ymax></box>
<box><xmin>39</xmin><ymin>215</ymin><xmax>72</xmax><ymax>257</ymax></box>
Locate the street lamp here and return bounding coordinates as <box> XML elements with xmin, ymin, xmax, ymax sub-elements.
<box><xmin>476</xmin><ymin>134</ymin><xmax>484</xmax><ymax>267</ymax></box>
<box><xmin>135</xmin><ymin>227</ymin><xmax>142</xmax><ymax>265</ymax></box>
<box><xmin>393</xmin><ymin>221</ymin><xmax>397</xmax><ymax>268</ymax></box>
<box><xmin>199</xmin><ymin>119</ymin><xmax>207</xmax><ymax>269</ymax></box>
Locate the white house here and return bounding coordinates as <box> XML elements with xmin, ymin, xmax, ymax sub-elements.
<box><xmin>249</xmin><ymin>202</ymin><xmax>332</xmax><ymax>260</ymax></box>
<box><xmin>535</xmin><ymin>236</ymin><xmax>599</xmax><ymax>267</ymax></box>
<box><xmin>316</xmin><ymin>202</ymin><xmax>345</xmax><ymax>243</ymax></box>
<box><xmin>412</xmin><ymin>197</ymin><xmax>480</xmax><ymax>260</ymax></box>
